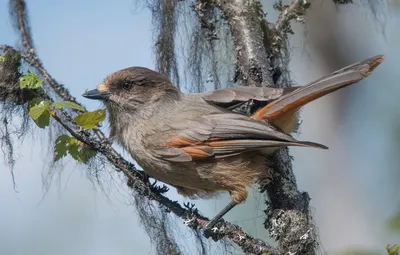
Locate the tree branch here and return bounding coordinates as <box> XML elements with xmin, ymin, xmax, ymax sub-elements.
<box><xmin>208</xmin><ymin>0</ymin><xmax>318</xmax><ymax>254</ymax></box>
<box><xmin>213</xmin><ymin>0</ymin><xmax>274</xmax><ymax>87</ymax></box>
<box><xmin>275</xmin><ymin>0</ymin><xmax>309</xmax><ymax>34</ymax></box>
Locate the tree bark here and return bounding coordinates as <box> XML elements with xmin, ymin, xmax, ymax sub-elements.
<box><xmin>214</xmin><ymin>0</ymin><xmax>274</xmax><ymax>87</ymax></box>
<box><xmin>214</xmin><ymin>0</ymin><xmax>318</xmax><ymax>254</ymax></box>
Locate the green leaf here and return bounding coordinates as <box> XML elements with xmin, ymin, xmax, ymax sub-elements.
<box><xmin>54</xmin><ymin>135</ymin><xmax>96</xmax><ymax>163</ymax></box>
<box><xmin>52</xmin><ymin>101</ymin><xmax>85</xmax><ymax>111</ymax></box>
<box><xmin>34</xmin><ymin>109</ymin><xmax>50</xmax><ymax>128</ymax></box>
<box><xmin>29</xmin><ymin>100</ymin><xmax>50</xmax><ymax>120</ymax></box>
<box><xmin>68</xmin><ymin>143</ymin><xmax>96</xmax><ymax>164</ymax></box>
<box><xmin>74</xmin><ymin>109</ymin><xmax>106</xmax><ymax>129</ymax></box>
<box><xmin>0</xmin><ymin>54</ymin><xmax>5</xmax><ymax>63</ymax></box>
<box><xmin>54</xmin><ymin>135</ymin><xmax>71</xmax><ymax>161</ymax></box>
<box><xmin>19</xmin><ymin>70</ymin><xmax>44</xmax><ymax>89</ymax></box>
<box><xmin>387</xmin><ymin>245</ymin><xmax>400</xmax><ymax>255</ymax></box>
<box><xmin>28</xmin><ymin>100</ymin><xmax>50</xmax><ymax>128</ymax></box>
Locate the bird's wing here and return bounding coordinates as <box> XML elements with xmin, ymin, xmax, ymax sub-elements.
<box><xmin>148</xmin><ymin>112</ymin><xmax>327</xmax><ymax>163</ymax></box>
<box><xmin>201</xmin><ymin>86</ymin><xmax>298</xmax><ymax>109</ymax></box>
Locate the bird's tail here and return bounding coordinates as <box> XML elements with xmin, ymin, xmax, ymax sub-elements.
<box><xmin>250</xmin><ymin>55</ymin><xmax>384</xmax><ymax>132</ymax></box>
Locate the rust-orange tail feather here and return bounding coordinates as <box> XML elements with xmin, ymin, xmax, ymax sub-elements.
<box><xmin>250</xmin><ymin>55</ymin><xmax>384</xmax><ymax>131</ymax></box>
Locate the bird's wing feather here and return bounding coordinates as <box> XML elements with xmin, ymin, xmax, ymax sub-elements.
<box><xmin>201</xmin><ymin>86</ymin><xmax>299</xmax><ymax>108</ymax></box>
<box><xmin>149</xmin><ymin>113</ymin><xmax>327</xmax><ymax>162</ymax></box>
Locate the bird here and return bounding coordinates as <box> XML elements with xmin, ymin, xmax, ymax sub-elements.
<box><xmin>83</xmin><ymin>55</ymin><xmax>383</xmax><ymax>230</ymax></box>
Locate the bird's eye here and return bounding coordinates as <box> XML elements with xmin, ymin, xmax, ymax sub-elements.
<box><xmin>122</xmin><ymin>82</ymin><xmax>132</xmax><ymax>91</ymax></box>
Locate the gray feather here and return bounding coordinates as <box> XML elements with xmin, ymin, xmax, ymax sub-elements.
<box><xmin>152</xmin><ymin>148</ymin><xmax>192</xmax><ymax>162</ymax></box>
<box><xmin>201</xmin><ymin>86</ymin><xmax>298</xmax><ymax>105</ymax></box>
<box><xmin>150</xmin><ymin>109</ymin><xmax>326</xmax><ymax>162</ymax></box>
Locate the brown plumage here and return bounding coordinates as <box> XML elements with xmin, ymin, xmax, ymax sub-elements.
<box><xmin>83</xmin><ymin>55</ymin><xmax>384</xmax><ymax>229</ymax></box>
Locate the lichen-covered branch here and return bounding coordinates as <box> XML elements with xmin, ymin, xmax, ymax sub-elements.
<box><xmin>275</xmin><ymin>0</ymin><xmax>307</xmax><ymax>32</ymax></box>
<box><xmin>208</xmin><ymin>0</ymin><xmax>318</xmax><ymax>254</ymax></box>
<box><xmin>263</xmin><ymin>149</ymin><xmax>318</xmax><ymax>254</ymax></box>
<box><xmin>213</xmin><ymin>0</ymin><xmax>274</xmax><ymax>87</ymax></box>
<box><xmin>272</xmin><ymin>0</ymin><xmax>310</xmax><ymax>58</ymax></box>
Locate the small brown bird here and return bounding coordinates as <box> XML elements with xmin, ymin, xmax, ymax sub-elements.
<box><xmin>83</xmin><ymin>55</ymin><xmax>383</xmax><ymax>229</ymax></box>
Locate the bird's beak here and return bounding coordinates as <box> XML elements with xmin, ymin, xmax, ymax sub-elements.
<box><xmin>82</xmin><ymin>89</ymin><xmax>110</xmax><ymax>100</ymax></box>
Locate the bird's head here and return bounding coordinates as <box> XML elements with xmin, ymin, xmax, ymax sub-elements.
<box><xmin>83</xmin><ymin>67</ymin><xmax>180</xmax><ymax>113</ymax></box>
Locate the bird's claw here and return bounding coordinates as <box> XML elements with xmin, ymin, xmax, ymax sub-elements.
<box><xmin>149</xmin><ymin>180</ymin><xmax>169</xmax><ymax>193</ymax></box>
<box><xmin>183</xmin><ymin>202</ymin><xmax>196</xmax><ymax>211</ymax></box>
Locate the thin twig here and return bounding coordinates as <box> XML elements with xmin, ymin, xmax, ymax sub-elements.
<box><xmin>275</xmin><ymin>0</ymin><xmax>304</xmax><ymax>32</ymax></box>
<box><xmin>271</xmin><ymin>0</ymin><xmax>311</xmax><ymax>59</ymax></box>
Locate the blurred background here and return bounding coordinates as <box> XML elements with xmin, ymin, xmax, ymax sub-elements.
<box><xmin>0</xmin><ymin>0</ymin><xmax>399</xmax><ymax>254</ymax></box>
